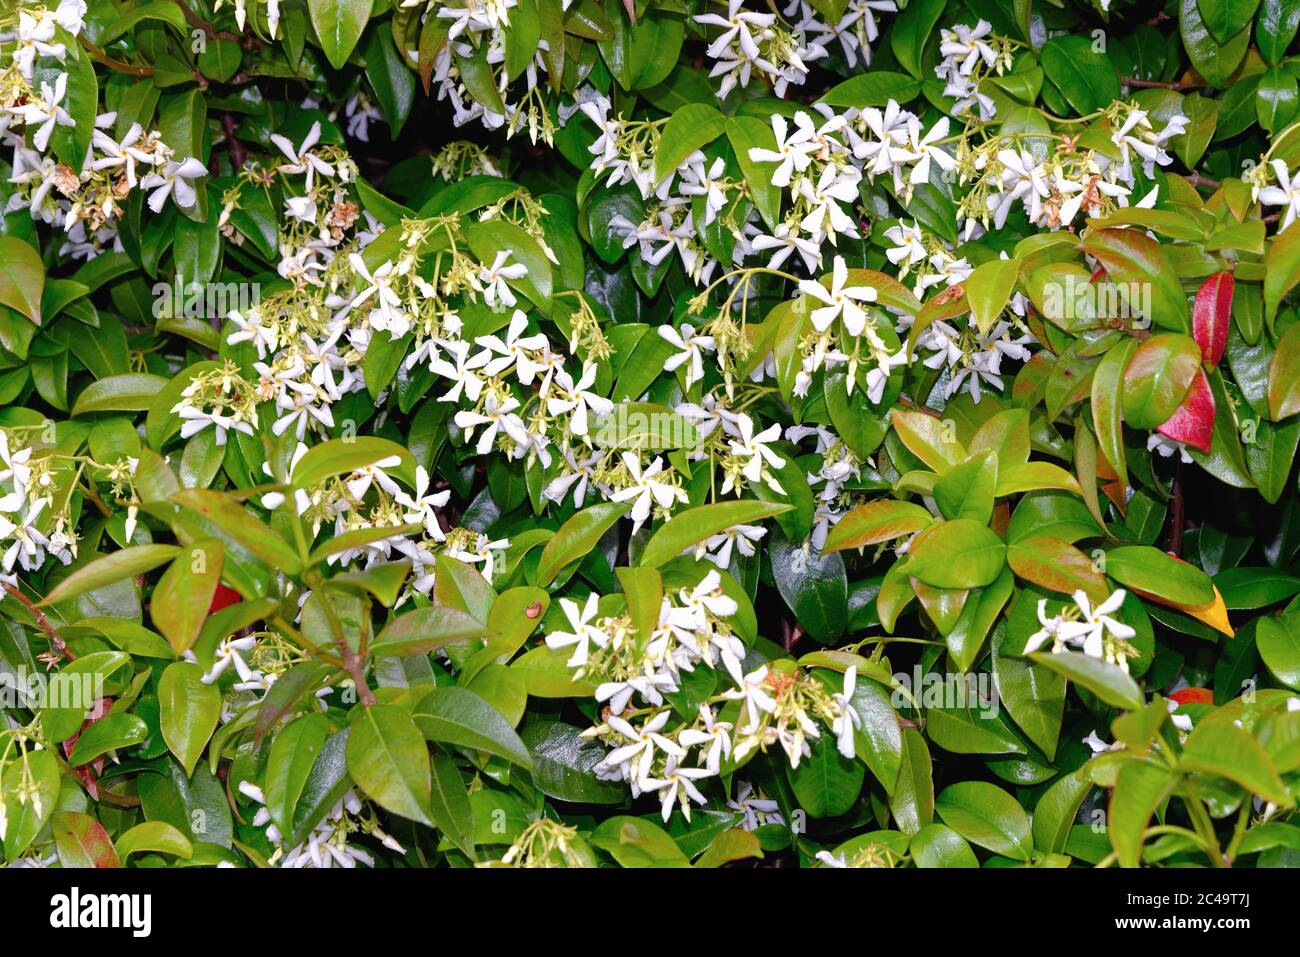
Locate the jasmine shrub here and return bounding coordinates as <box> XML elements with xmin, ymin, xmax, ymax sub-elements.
<box><xmin>2</xmin><ymin>0</ymin><xmax>1300</xmax><ymax>870</ymax></box>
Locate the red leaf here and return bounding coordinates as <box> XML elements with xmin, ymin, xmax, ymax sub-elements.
<box><xmin>1156</xmin><ymin>369</ymin><xmax>1215</xmax><ymax>453</ymax></box>
<box><xmin>1192</xmin><ymin>271</ymin><xmax>1232</xmax><ymax>367</ymax></box>
<box><xmin>210</xmin><ymin>583</ymin><xmax>241</xmax><ymax>613</ymax></box>
<box><xmin>1170</xmin><ymin>687</ymin><xmax>1213</xmax><ymax>706</ymax></box>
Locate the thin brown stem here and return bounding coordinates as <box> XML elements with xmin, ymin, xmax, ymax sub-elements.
<box><xmin>78</xmin><ymin>36</ymin><xmax>153</xmax><ymax>77</ymax></box>
<box><xmin>1168</xmin><ymin>461</ymin><xmax>1185</xmax><ymax>558</ymax></box>
<box><xmin>3</xmin><ymin>583</ymin><xmax>75</xmax><ymax>662</ymax></box>
<box><xmin>221</xmin><ymin>113</ymin><xmax>247</xmax><ymax>171</ymax></box>
<box><xmin>1122</xmin><ymin>77</ymin><xmax>1202</xmax><ymax>91</ymax></box>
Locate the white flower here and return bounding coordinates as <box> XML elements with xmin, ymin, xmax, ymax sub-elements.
<box><xmin>936</xmin><ymin>20</ymin><xmax>998</xmax><ymax>78</ymax></box>
<box><xmin>658</xmin><ymin>323</ymin><xmax>716</xmax><ymax>389</ymax></box>
<box><xmin>476</xmin><ymin>250</ymin><xmax>528</xmax><ymax>309</ymax></box>
<box><xmin>724</xmin><ymin>666</ymin><xmax>777</xmax><ymax>735</ymax></box>
<box><xmin>678</xmin><ymin>156</ymin><xmax>729</xmax><ymax>226</ymax></box>
<box><xmin>545</xmin><ymin>594</ymin><xmax>607</xmax><ymax>667</ymax></box>
<box><xmin>725</xmin><ymin>412</ymin><xmax>786</xmax><ymax>494</ymax></box>
<box><xmin>141</xmin><ymin>157</ymin><xmax>208</xmax><ymax>212</ymax></box>
<box><xmin>393</xmin><ymin>466</ymin><xmax>451</xmax><ymax>541</ymax></box>
<box><xmin>750</xmin><ymin>222</ymin><xmax>821</xmax><ymax>272</ymax></box>
<box><xmin>474</xmin><ymin>310</ymin><xmax>551</xmax><ymax>386</ymax></box>
<box><xmin>678</xmin><ymin>704</ymin><xmax>733</xmax><ymax>774</ymax></box>
<box><xmin>1072</xmin><ymin>589</ymin><xmax>1136</xmax><ymax>663</ymax></box>
<box><xmin>829</xmin><ymin>666</ymin><xmax>862</xmax><ymax>759</ymax></box>
<box><xmin>644</xmin><ymin>756</ymin><xmax>713</xmax><ymax>822</ymax></box>
<box><xmin>1260</xmin><ymin>160</ymin><xmax>1300</xmax><ymax>233</ymax></box>
<box><xmin>270</xmin><ymin>121</ymin><xmax>335</xmax><ymax>189</ymax></box>
<box><xmin>747</xmin><ymin>114</ymin><xmax>816</xmax><ymax>188</ymax></box>
<box><xmin>13</xmin><ymin>74</ymin><xmax>75</xmax><ymax>153</ymax></box>
<box><xmin>454</xmin><ymin>394</ymin><xmax>529</xmax><ymax>456</ymax></box>
<box><xmin>599</xmin><ymin>710</ymin><xmax>683</xmax><ymax>788</ymax></box>
<box><xmin>609</xmin><ymin>453</ymin><xmax>687</xmax><ymax>532</ymax></box>
<box><xmin>546</xmin><ymin>363</ymin><xmax>612</xmax><ymax>437</ymax></box>
<box><xmin>799</xmin><ymin>256</ymin><xmax>877</xmax><ymax>335</ymax></box>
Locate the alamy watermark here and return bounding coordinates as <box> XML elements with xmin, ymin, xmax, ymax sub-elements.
<box><xmin>891</xmin><ymin>665</ymin><xmax>1001</xmax><ymax>719</ymax></box>
<box><xmin>151</xmin><ymin>272</ymin><xmax>260</xmax><ymax>321</ymax></box>
<box><xmin>0</xmin><ymin>666</ymin><xmax>104</xmax><ymax>712</ymax></box>
<box><xmin>1041</xmin><ymin>273</ymin><xmax>1152</xmax><ymax>328</ymax></box>
<box><xmin>590</xmin><ymin>405</ymin><xmax>703</xmax><ymax>453</ymax></box>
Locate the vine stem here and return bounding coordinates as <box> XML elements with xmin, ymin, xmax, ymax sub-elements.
<box><xmin>2</xmin><ymin>583</ymin><xmax>75</xmax><ymax>662</ymax></box>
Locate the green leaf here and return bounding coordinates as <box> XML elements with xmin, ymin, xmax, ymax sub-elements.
<box><xmin>158</xmin><ymin>662</ymin><xmax>222</xmax><ymax>776</ymax></box>
<box><xmin>412</xmin><ymin>686</ymin><xmax>533</xmax><ymax>768</ymax></box>
<box><xmin>537</xmin><ymin>500</ymin><xmax>628</xmax><ymax>585</ymax></box>
<box><xmin>265</xmin><ymin>713</ymin><xmax>329</xmax><ymax>839</ymax></box>
<box><xmin>933</xmin><ymin>451</ymin><xmax>997</xmax><ymax>525</ymax></box>
<box><xmin>910</xmin><ymin>823</ymin><xmax>979</xmax><ymax>867</ymax></box>
<box><xmin>654</xmin><ymin>103</ymin><xmax>727</xmax><ymax>182</ymax></box>
<box><xmin>1121</xmin><ymin>333</ymin><xmax>1202</xmax><ymax>429</ymax></box>
<box><xmin>1030</xmin><ymin>651</ymin><xmax>1143</xmax><ymax>710</ymax></box>
<box><xmin>818</xmin><ymin>71</ymin><xmax>921</xmax><ymax>108</ymax></box>
<box><xmin>1091</xmin><ymin>337</ymin><xmax>1137</xmax><ymax>482</ymax></box>
<box><xmin>39</xmin><ymin>544</ymin><xmax>178</xmax><ymax>606</ymax></box>
<box><xmin>51</xmin><ymin>811</ymin><xmax>119</xmax><ymax>868</ymax></box>
<box><xmin>429</xmin><ymin>754</ymin><xmax>476</xmax><ymax>857</ymax></box>
<box><xmin>1108</xmin><ymin>759</ymin><xmax>1176</xmax><ymax>867</ymax></box>
<box><xmin>1268</xmin><ymin>323</ymin><xmax>1300</xmax><ymax>419</ymax></box>
<box><xmin>115</xmin><ymin>821</ymin><xmax>193</xmax><ymax>861</ymax></box>
<box><xmin>1081</xmin><ymin>229</ymin><xmax>1190</xmax><ymax>332</ymax></box>
<box><xmin>346</xmin><ymin>704</ymin><xmax>433</xmax><ymax>825</ymax></box>
<box><xmin>307</xmin><ymin>0</ymin><xmax>370</xmax><ymax>68</ymax></box>
<box><xmin>965</xmin><ymin>259</ymin><xmax>1021</xmax><ymax>337</ymax></box>
<box><xmin>1182</xmin><ymin>719</ymin><xmax>1292</xmax><ymax>806</ymax></box>
<box><xmin>1104</xmin><ymin>545</ymin><xmax>1215</xmax><ymax>605</ymax></box>
<box><xmin>888</xmin><ymin>728</ymin><xmax>934</xmax><ymax>835</ymax></box>
<box><xmin>370</xmin><ymin>604</ymin><xmax>490</xmax><ymax>657</ymax></box>
<box><xmin>769</xmin><ymin>529</ymin><xmax>848</xmax><ymax>643</ymax></box>
<box><xmin>727</xmin><ymin>116</ymin><xmax>782</xmax><ymax>231</ymax></box>
<box><xmin>787</xmin><ymin>733</ymin><xmax>865</xmax><ymax>819</ymax></box>
<box><xmin>890</xmin><ymin>409</ymin><xmax>966</xmax><ymax>472</ymax></box>
<box><xmin>41</xmin><ymin>651</ymin><xmax>131</xmax><ymax>742</ymax></box>
<box><xmin>1041</xmin><ymin>35</ymin><xmax>1121</xmax><ymax>114</ymax></box>
<box><xmin>152</xmin><ymin>540</ymin><xmax>223</xmax><ymax>654</ymax></box>
<box><xmin>905</xmin><ymin>519</ymin><xmax>1007</xmax><ymax>589</ymax></box>
<box><xmin>1180</xmin><ymin>0</ymin><xmax>1251</xmax><ymax>87</ymax></box>
<box><xmin>71</xmin><ymin>373</ymin><xmax>170</xmax><ymax>416</ymax></box>
<box><xmin>994</xmin><ymin>644</ymin><xmax>1066</xmax><ymax>761</ymax></box>
<box><xmin>521</xmin><ymin>720</ymin><xmax>625</xmax><ymax>804</ymax></box>
<box><xmin>364</xmin><ymin>28</ymin><xmax>415</xmax><ymax>136</ymax></box>
<box><xmin>2</xmin><ymin>748</ymin><xmax>60</xmax><ymax>860</ymax></box>
<box><xmin>289</xmin><ymin>436</ymin><xmax>415</xmax><ymax>489</ymax></box>
<box><xmin>592</xmin><ymin>816</ymin><xmax>691</xmax><ymax>867</ymax></box>
<box><xmin>1031</xmin><ymin>769</ymin><xmax>1092</xmax><ymax>854</ymax></box>
<box><xmin>890</xmin><ymin>0</ymin><xmax>945</xmax><ymax>78</ymax></box>
<box><xmin>935</xmin><ymin>781</ymin><xmax>1032</xmax><ymax>861</ymax></box>
<box><xmin>823</xmin><ymin>499</ymin><xmax>933</xmax><ymax>553</ymax></box>
<box><xmin>639</xmin><ymin>500</ymin><xmax>790</xmax><ymax>568</ymax></box>
<box><xmin>67</xmin><ymin>713</ymin><xmax>147</xmax><ymax>766</ymax></box>
<box><xmin>171</xmin><ymin>489</ymin><xmax>303</xmax><ymax>575</ymax></box>
<box><xmin>1008</xmin><ymin>535</ymin><xmax>1109</xmax><ymax>602</ymax></box>
<box><xmin>1258</xmin><ymin>615</ymin><xmax>1300</xmax><ymax>690</ymax></box>
<box><xmin>0</xmin><ymin>236</ymin><xmax>45</xmax><ymax>324</ymax></box>
<box><xmin>1197</xmin><ymin>0</ymin><xmax>1263</xmax><ymax>45</ymax></box>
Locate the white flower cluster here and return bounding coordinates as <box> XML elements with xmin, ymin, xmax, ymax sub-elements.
<box><xmin>548</xmin><ymin>571</ymin><xmax>859</xmax><ymax>821</ymax></box>
<box><xmin>2</xmin><ymin>1</ymin><xmax>207</xmax><ymax>259</ymax></box>
<box><xmin>238</xmin><ymin>781</ymin><xmax>404</xmax><ymax>868</ymax></box>
<box><xmin>0</xmin><ymin>431</ymin><xmax>74</xmax><ymax>582</ymax></box>
<box><xmin>1023</xmin><ymin>588</ymin><xmax>1139</xmax><ymax>673</ymax></box>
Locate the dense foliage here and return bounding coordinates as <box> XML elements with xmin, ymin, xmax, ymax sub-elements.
<box><xmin>2</xmin><ymin>0</ymin><xmax>1300</xmax><ymax>871</ymax></box>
